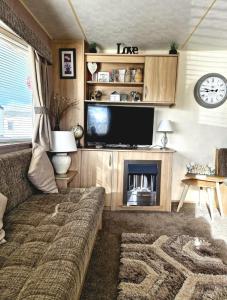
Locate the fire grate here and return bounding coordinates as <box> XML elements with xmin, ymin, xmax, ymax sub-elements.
<box><xmin>123</xmin><ymin>160</ymin><xmax>161</xmax><ymax>206</ymax></box>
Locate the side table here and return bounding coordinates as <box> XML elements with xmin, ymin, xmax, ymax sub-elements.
<box><xmin>177</xmin><ymin>174</ymin><xmax>225</xmax><ymax>221</ymax></box>
<box><xmin>55</xmin><ymin>170</ymin><xmax>78</xmax><ymax>190</ymax></box>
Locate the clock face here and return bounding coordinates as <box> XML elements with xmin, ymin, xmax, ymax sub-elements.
<box><xmin>194</xmin><ymin>73</ymin><xmax>227</xmax><ymax>108</ymax></box>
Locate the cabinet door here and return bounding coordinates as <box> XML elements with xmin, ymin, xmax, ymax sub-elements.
<box><xmin>80</xmin><ymin>150</ymin><xmax>113</xmax><ymax>208</ymax></box>
<box><xmin>143</xmin><ymin>56</ymin><xmax>178</xmax><ymax>104</ymax></box>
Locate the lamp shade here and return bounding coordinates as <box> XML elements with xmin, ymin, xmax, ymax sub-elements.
<box><xmin>157</xmin><ymin>120</ymin><xmax>173</xmax><ymax>132</ymax></box>
<box><xmin>50</xmin><ymin>131</ymin><xmax>77</xmax><ymax>152</ymax></box>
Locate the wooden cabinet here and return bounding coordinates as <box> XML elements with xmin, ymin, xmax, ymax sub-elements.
<box><xmin>80</xmin><ymin>150</ymin><xmax>114</xmax><ymax>208</ymax></box>
<box><xmin>78</xmin><ymin>148</ymin><xmax>174</xmax><ymax>212</ymax></box>
<box><xmin>85</xmin><ymin>54</ymin><xmax>178</xmax><ymax>106</ymax></box>
<box><xmin>112</xmin><ymin>150</ymin><xmax>173</xmax><ymax>211</ymax></box>
<box><xmin>143</xmin><ymin>56</ymin><xmax>178</xmax><ymax>105</ymax></box>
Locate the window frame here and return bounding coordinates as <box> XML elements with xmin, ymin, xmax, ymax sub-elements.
<box><xmin>0</xmin><ymin>22</ymin><xmax>33</xmax><ymax>148</ymax></box>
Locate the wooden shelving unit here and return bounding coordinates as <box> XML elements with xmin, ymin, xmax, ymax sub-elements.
<box><xmin>85</xmin><ymin>53</ymin><xmax>178</xmax><ymax>106</ymax></box>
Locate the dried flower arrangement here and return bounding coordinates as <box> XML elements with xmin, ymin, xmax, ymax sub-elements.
<box><xmin>186</xmin><ymin>162</ymin><xmax>215</xmax><ymax>176</ymax></box>
<box><xmin>49</xmin><ymin>94</ymin><xmax>79</xmax><ymax>130</ymax></box>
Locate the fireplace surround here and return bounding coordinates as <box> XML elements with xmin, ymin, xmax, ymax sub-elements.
<box><xmin>123</xmin><ymin>160</ymin><xmax>161</xmax><ymax>206</ymax></box>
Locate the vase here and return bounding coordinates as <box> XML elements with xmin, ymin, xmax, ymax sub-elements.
<box><xmin>54</xmin><ymin>123</ymin><xmax>60</xmax><ymax>131</ymax></box>
<box><xmin>125</xmin><ymin>69</ymin><xmax>131</xmax><ymax>82</ymax></box>
<box><xmin>135</xmin><ymin>68</ymin><xmax>143</xmax><ymax>83</ymax></box>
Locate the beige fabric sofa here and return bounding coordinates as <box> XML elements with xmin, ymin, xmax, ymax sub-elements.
<box><xmin>0</xmin><ymin>149</ymin><xmax>104</xmax><ymax>300</ymax></box>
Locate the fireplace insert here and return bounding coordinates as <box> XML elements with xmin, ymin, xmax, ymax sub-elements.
<box><xmin>123</xmin><ymin>160</ymin><xmax>161</xmax><ymax>206</ymax></box>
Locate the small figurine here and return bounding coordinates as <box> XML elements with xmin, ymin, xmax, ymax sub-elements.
<box><xmin>90</xmin><ymin>90</ymin><xmax>102</xmax><ymax>100</ymax></box>
<box><xmin>130</xmin><ymin>91</ymin><xmax>141</xmax><ymax>102</ymax></box>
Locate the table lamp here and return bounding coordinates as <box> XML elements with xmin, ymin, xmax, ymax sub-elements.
<box><xmin>157</xmin><ymin>120</ymin><xmax>173</xmax><ymax>149</ymax></box>
<box><xmin>50</xmin><ymin>131</ymin><xmax>77</xmax><ymax>174</ymax></box>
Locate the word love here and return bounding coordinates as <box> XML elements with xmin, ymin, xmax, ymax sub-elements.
<box><xmin>117</xmin><ymin>43</ymin><xmax>138</xmax><ymax>55</ymax></box>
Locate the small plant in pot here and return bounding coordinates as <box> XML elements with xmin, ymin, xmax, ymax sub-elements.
<box><xmin>169</xmin><ymin>42</ymin><xmax>178</xmax><ymax>54</ymax></box>
<box><xmin>49</xmin><ymin>94</ymin><xmax>79</xmax><ymax>130</ymax></box>
<box><xmin>88</xmin><ymin>42</ymin><xmax>98</xmax><ymax>53</ymax></box>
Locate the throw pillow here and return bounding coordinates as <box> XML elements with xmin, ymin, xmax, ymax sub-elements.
<box><xmin>0</xmin><ymin>193</ymin><xmax>7</xmax><ymax>244</ymax></box>
<box><xmin>28</xmin><ymin>144</ymin><xmax>58</xmax><ymax>193</ymax></box>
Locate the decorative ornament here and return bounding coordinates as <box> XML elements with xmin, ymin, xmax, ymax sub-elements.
<box><xmin>87</xmin><ymin>62</ymin><xmax>98</xmax><ymax>81</ymax></box>
<box><xmin>72</xmin><ymin>124</ymin><xmax>84</xmax><ymax>148</ymax></box>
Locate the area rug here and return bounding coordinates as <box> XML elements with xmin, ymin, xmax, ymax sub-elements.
<box><xmin>118</xmin><ymin>233</ymin><xmax>227</xmax><ymax>300</ymax></box>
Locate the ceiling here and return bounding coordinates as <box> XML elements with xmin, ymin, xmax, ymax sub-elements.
<box><xmin>20</xmin><ymin>0</ymin><xmax>227</xmax><ymax>51</ymax></box>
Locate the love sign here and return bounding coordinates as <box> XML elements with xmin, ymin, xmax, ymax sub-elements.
<box><xmin>117</xmin><ymin>43</ymin><xmax>139</xmax><ymax>55</ymax></box>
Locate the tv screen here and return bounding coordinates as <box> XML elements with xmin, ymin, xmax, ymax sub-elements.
<box><xmin>85</xmin><ymin>104</ymin><xmax>154</xmax><ymax>147</ymax></box>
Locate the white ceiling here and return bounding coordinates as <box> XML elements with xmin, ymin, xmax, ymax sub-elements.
<box><xmin>20</xmin><ymin>0</ymin><xmax>227</xmax><ymax>51</ymax></box>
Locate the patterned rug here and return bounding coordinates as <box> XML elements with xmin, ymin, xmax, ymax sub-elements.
<box><xmin>118</xmin><ymin>233</ymin><xmax>227</xmax><ymax>300</ymax></box>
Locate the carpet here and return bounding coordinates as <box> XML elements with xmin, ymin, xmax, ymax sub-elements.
<box><xmin>80</xmin><ymin>206</ymin><xmax>227</xmax><ymax>300</ymax></box>
<box><xmin>118</xmin><ymin>233</ymin><xmax>227</xmax><ymax>300</ymax></box>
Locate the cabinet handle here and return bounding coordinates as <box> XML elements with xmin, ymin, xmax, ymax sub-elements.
<box><xmin>145</xmin><ymin>86</ymin><xmax>148</xmax><ymax>99</ymax></box>
<box><xmin>109</xmin><ymin>154</ymin><xmax>112</xmax><ymax>167</ymax></box>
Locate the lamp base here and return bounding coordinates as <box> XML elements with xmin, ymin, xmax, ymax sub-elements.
<box><xmin>161</xmin><ymin>132</ymin><xmax>168</xmax><ymax>149</ymax></box>
<box><xmin>52</xmin><ymin>153</ymin><xmax>71</xmax><ymax>175</ymax></box>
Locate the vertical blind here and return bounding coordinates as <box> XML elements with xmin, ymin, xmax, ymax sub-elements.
<box><xmin>0</xmin><ymin>32</ymin><xmax>32</xmax><ymax>142</ymax></box>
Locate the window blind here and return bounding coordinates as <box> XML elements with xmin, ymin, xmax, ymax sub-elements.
<box><xmin>0</xmin><ymin>33</ymin><xmax>32</xmax><ymax>143</ymax></box>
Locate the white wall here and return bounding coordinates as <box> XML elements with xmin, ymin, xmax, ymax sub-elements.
<box><xmin>155</xmin><ymin>50</ymin><xmax>227</xmax><ymax>201</ymax></box>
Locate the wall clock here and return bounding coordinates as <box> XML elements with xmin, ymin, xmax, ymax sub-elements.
<box><xmin>194</xmin><ymin>73</ymin><xmax>227</xmax><ymax>108</ymax></box>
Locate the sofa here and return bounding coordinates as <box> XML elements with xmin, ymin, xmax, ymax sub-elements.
<box><xmin>0</xmin><ymin>149</ymin><xmax>104</xmax><ymax>300</ymax></box>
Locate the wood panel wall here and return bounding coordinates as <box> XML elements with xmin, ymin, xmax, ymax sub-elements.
<box><xmin>51</xmin><ymin>40</ymin><xmax>85</xmax><ymax>130</ymax></box>
<box><xmin>51</xmin><ymin>40</ymin><xmax>85</xmax><ymax>185</ymax></box>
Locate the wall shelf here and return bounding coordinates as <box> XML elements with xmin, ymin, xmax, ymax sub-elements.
<box><xmin>84</xmin><ymin>100</ymin><xmax>174</xmax><ymax>106</ymax></box>
<box><xmin>87</xmin><ymin>81</ymin><xmax>144</xmax><ymax>86</ymax></box>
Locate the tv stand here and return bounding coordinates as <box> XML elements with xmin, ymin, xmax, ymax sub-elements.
<box><xmin>105</xmin><ymin>144</ymin><xmax>132</xmax><ymax>149</ymax></box>
<box><xmin>74</xmin><ymin>148</ymin><xmax>174</xmax><ymax>212</ymax></box>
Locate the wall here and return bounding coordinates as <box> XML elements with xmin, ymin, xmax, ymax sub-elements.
<box><xmin>51</xmin><ymin>40</ymin><xmax>85</xmax><ymax>187</ymax></box>
<box><xmin>51</xmin><ymin>40</ymin><xmax>85</xmax><ymax>129</ymax></box>
<box><xmin>155</xmin><ymin>50</ymin><xmax>227</xmax><ymax>201</ymax></box>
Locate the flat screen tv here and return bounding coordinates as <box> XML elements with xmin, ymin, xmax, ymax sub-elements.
<box><xmin>85</xmin><ymin>103</ymin><xmax>155</xmax><ymax>147</ymax></box>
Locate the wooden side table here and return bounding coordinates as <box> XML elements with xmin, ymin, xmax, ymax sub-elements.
<box><xmin>55</xmin><ymin>170</ymin><xmax>78</xmax><ymax>190</ymax></box>
<box><xmin>177</xmin><ymin>174</ymin><xmax>225</xmax><ymax>221</ymax></box>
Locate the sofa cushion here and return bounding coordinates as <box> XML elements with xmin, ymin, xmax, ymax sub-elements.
<box><xmin>0</xmin><ymin>193</ymin><xmax>7</xmax><ymax>244</ymax></box>
<box><xmin>0</xmin><ymin>149</ymin><xmax>35</xmax><ymax>213</ymax></box>
<box><xmin>28</xmin><ymin>144</ymin><xmax>58</xmax><ymax>193</ymax></box>
<box><xmin>0</xmin><ymin>187</ymin><xmax>104</xmax><ymax>300</ymax></box>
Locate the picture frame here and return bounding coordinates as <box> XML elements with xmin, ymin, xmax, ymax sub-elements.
<box><xmin>59</xmin><ymin>48</ymin><xmax>76</xmax><ymax>79</ymax></box>
<box><xmin>98</xmin><ymin>72</ymin><xmax>110</xmax><ymax>83</ymax></box>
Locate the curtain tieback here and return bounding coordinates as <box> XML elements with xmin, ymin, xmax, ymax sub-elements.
<box><xmin>35</xmin><ymin>107</ymin><xmax>48</xmax><ymax>114</ymax></box>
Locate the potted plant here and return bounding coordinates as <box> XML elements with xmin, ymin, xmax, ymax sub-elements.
<box><xmin>169</xmin><ymin>42</ymin><xmax>178</xmax><ymax>54</ymax></box>
<box><xmin>88</xmin><ymin>42</ymin><xmax>97</xmax><ymax>53</ymax></box>
<box><xmin>49</xmin><ymin>94</ymin><xmax>79</xmax><ymax>130</ymax></box>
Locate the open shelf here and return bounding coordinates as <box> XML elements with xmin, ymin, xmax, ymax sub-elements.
<box><xmin>84</xmin><ymin>100</ymin><xmax>175</xmax><ymax>107</ymax></box>
<box><xmin>87</xmin><ymin>81</ymin><xmax>144</xmax><ymax>86</ymax></box>
<box><xmin>85</xmin><ymin>100</ymin><xmax>156</xmax><ymax>106</ymax></box>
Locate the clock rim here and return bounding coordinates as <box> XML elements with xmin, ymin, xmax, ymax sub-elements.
<box><xmin>194</xmin><ymin>73</ymin><xmax>227</xmax><ymax>108</ymax></box>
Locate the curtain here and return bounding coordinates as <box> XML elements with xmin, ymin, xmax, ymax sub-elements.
<box><xmin>29</xmin><ymin>46</ymin><xmax>52</xmax><ymax>151</ymax></box>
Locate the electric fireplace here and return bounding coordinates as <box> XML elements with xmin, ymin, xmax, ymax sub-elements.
<box><xmin>123</xmin><ymin>160</ymin><xmax>161</xmax><ymax>206</ymax></box>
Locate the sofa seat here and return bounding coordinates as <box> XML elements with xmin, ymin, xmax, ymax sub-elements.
<box><xmin>0</xmin><ymin>187</ymin><xmax>104</xmax><ymax>300</ymax></box>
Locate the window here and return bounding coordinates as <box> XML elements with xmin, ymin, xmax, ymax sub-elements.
<box><xmin>0</xmin><ymin>22</ymin><xmax>32</xmax><ymax>143</ymax></box>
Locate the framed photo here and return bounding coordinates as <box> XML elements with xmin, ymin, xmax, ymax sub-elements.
<box><xmin>59</xmin><ymin>48</ymin><xmax>76</xmax><ymax>79</ymax></box>
<box><xmin>98</xmin><ymin>72</ymin><xmax>110</xmax><ymax>82</ymax></box>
